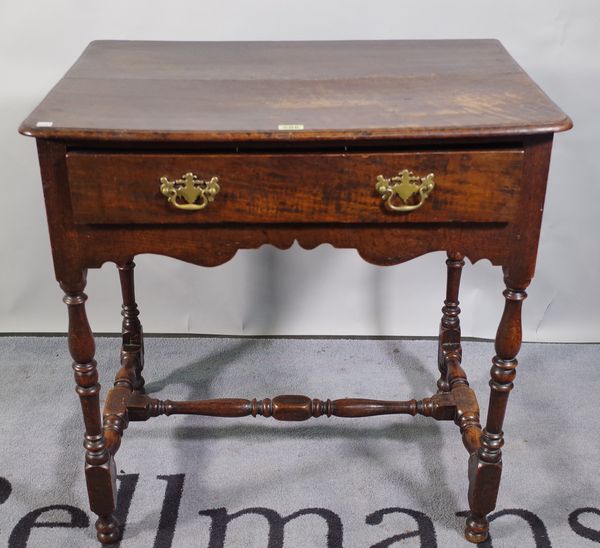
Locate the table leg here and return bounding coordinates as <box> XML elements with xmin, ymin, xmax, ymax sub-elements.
<box><xmin>465</xmin><ymin>269</ymin><xmax>528</xmax><ymax>543</ymax></box>
<box><xmin>61</xmin><ymin>274</ymin><xmax>121</xmax><ymax>544</ymax></box>
<box><xmin>117</xmin><ymin>261</ymin><xmax>145</xmax><ymax>393</ymax></box>
<box><xmin>437</xmin><ymin>251</ymin><xmax>464</xmax><ymax>392</ymax></box>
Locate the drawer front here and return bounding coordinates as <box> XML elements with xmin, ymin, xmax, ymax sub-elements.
<box><xmin>66</xmin><ymin>150</ymin><xmax>523</xmax><ymax>225</ymax></box>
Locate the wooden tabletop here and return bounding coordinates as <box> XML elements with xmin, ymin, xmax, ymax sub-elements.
<box><xmin>20</xmin><ymin>40</ymin><xmax>572</xmax><ymax>143</ymax></box>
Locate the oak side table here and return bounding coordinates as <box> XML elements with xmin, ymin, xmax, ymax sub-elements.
<box><xmin>20</xmin><ymin>40</ymin><xmax>571</xmax><ymax>544</ymax></box>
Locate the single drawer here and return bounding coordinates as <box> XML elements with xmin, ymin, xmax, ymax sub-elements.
<box><xmin>66</xmin><ymin>149</ymin><xmax>523</xmax><ymax>225</ymax></box>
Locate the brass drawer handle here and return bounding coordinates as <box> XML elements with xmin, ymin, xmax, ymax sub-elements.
<box><xmin>160</xmin><ymin>172</ymin><xmax>220</xmax><ymax>211</ymax></box>
<box><xmin>375</xmin><ymin>169</ymin><xmax>435</xmax><ymax>212</ymax></box>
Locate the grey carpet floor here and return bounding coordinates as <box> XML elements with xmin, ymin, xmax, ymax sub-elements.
<box><xmin>0</xmin><ymin>337</ymin><xmax>599</xmax><ymax>548</ymax></box>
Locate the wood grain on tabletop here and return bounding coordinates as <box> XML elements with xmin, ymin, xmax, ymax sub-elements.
<box><xmin>20</xmin><ymin>40</ymin><xmax>572</xmax><ymax>142</ymax></box>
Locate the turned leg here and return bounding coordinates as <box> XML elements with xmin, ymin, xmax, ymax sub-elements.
<box><xmin>437</xmin><ymin>251</ymin><xmax>465</xmax><ymax>392</ymax></box>
<box><xmin>117</xmin><ymin>261</ymin><xmax>145</xmax><ymax>393</ymax></box>
<box><xmin>61</xmin><ymin>275</ymin><xmax>121</xmax><ymax>544</ymax></box>
<box><xmin>465</xmin><ymin>269</ymin><xmax>528</xmax><ymax>543</ymax></box>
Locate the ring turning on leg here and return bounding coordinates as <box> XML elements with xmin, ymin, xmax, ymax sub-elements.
<box><xmin>465</xmin><ymin>274</ymin><xmax>528</xmax><ymax>543</ymax></box>
<box><xmin>437</xmin><ymin>251</ymin><xmax>465</xmax><ymax>393</ymax></box>
<box><xmin>61</xmin><ymin>277</ymin><xmax>122</xmax><ymax>544</ymax></box>
<box><xmin>117</xmin><ymin>261</ymin><xmax>145</xmax><ymax>393</ymax></box>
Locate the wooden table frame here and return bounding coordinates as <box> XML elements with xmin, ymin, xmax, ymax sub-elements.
<box><xmin>21</xmin><ymin>40</ymin><xmax>571</xmax><ymax>544</ymax></box>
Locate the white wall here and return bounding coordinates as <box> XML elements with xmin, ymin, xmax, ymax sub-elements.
<box><xmin>1</xmin><ymin>0</ymin><xmax>598</xmax><ymax>341</ymax></box>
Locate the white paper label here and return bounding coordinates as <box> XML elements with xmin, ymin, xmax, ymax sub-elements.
<box><xmin>277</xmin><ymin>124</ymin><xmax>304</xmax><ymax>130</ymax></box>
<box><xmin>36</xmin><ymin>121</ymin><xmax>53</xmax><ymax>127</ymax></box>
